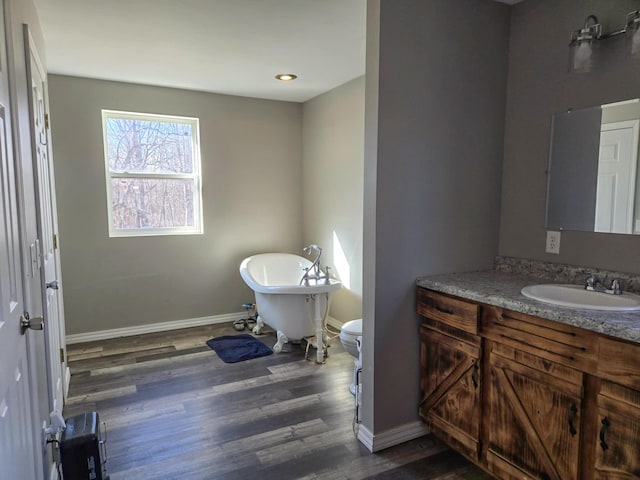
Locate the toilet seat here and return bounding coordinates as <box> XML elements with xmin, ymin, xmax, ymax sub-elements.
<box><xmin>340</xmin><ymin>319</ymin><xmax>362</xmax><ymax>358</ymax></box>
<box><xmin>341</xmin><ymin>319</ymin><xmax>362</xmax><ymax>336</ymax></box>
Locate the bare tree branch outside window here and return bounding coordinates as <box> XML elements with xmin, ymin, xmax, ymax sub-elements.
<box><xmin>102</xmin><ymin>111</ymin><xmax>202</xmax><ymax>236</ymax></box>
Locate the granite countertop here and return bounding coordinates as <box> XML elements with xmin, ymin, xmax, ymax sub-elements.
<box><xmin>416</xmin><ymin>270</ymin><xmax>640</xmax><ymax>344</ymax></box>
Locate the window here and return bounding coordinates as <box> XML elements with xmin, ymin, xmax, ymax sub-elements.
<box><xmin>102</xmin><ymin>110</ymin><xmax>203</xmax><ymax>237</ymax></box>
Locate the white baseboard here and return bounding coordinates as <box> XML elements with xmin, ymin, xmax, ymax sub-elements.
<box><xmin>357</xmin><ymin>424</ymin><xmax>375</xmax><ymax>451</ymax></box>
<box><xmin>66</xmin><ymin>311</ymin><xmax>246</xmax><ymax>344</ymax></box>
<box><xmin>357</xmin><ymin>420</ymin><xmax>430</xmax><ymax>452</ymax></box>
<box><xmin>327</xmin><ymin>315</ymin><xmax>343</xmax><ymax>331</ymax></box>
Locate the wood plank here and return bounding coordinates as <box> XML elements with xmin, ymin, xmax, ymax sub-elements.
<box><xmin>579</xmin><ymin>375</ymin><xmax>600</xmax><ymax>480</ymax></box>
<box><xmin>491</xmin><ymin>342</ymin><xmax>584</xmax><ymax>386</ymax></box>
<box><xmin>417</xmin><ymin>288</ymin><xmax>479</xmax><ymax>334</ymax></box>
<box><xmin>421</xmin><ymin>317</ymin><xmax>481</xmax><ymax>347</ymax></box>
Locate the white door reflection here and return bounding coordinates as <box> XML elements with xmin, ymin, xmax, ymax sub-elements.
<box><xmin>595</xmin><ymin>120</ymin><xmax>639</xmax><ymax>234</ymax></box>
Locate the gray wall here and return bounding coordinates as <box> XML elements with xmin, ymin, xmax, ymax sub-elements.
<box><xmin>302</xmin><ymin>76</ymin><xmax>364</xmax><ymax>324</ymax></box>
<box><xmin>500</xmin><ymin>0</ymin><xmax>640</xmax><ymax>272</ymax></box>
<box><xmin>48</xmin><ymin>76</ymin><xmax>303</xmax><ymax>335</ymax></box>
<box><xmin>362</xmin><ymin>0</ymin><xmax>509</xmax><ymax>434</ymax></box>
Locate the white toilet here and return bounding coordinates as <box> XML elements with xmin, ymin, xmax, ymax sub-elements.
<box><xmin>340</xmin><ymin>319</ymin><xmax>362</xmax><ymax>395</ymax></box>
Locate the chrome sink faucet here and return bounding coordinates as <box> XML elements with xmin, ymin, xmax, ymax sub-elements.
<box><xmin>585</xmin><ymin>273</ymin><xmax>622</xmax><ymax>295</ymax></box>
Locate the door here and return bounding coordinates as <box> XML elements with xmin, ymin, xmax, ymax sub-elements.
<box><xmin>595</xmin><ymin>120</ymin><xmax>639</xmax><ymax>234</ymax></box>
<box><xmin>594</xmin><ymin>380</ymin><xmax>640</xmax><ymax>479</ymax></box>
<box><xmin>0</xmin><ymin>2</ymin><xmax>39</xmax><ymax>478</ymax></box>
<box><xmin>487</xmin><ymin>352</ymin><xmax>583</xmax><ymax>480</ymax></box>
<box><xmin>419</xmin><ymin>326</ymin><xmax>481</xmax><ymax>460</ymax></box>
<box><xmin>25</xmin><ymin>27</ymin><xmax>66</xmax><ymax>413</ymax></box>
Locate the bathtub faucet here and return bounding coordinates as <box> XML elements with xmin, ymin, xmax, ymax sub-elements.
<box><xmin>302</xmin><ymin>244</ymin><xmax>329</xmax><ymax>284</ymax></box>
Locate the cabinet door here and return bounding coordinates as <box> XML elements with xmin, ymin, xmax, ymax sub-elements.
<box><xmin>420</xmin><ymin>327</ymin><xmax>481</xmax><ymax>460</ymax></box>
<box><xmin>594</xmin><ymin>380</ymin><xmax>640</xmax><ymax>479</ymax></box>
<box><xmin>487</xmin><ymin>351</ymin><xmax>583</xmax><ymax>480</ymax></box>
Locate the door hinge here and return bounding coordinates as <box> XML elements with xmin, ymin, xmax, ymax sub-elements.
<box><xmin>59</xmin><ymin>347</ymin><xmax>65</xmax><ymax>363</ymax></box>
<box><xmin>45</xmin><ymin>113</ymin><xmax>50</xmax><ymax>130</ymax></box>
<box><xmin>53</xmin><ymin>234</ymin><xmax>58</xmax><ymax>250</ymax></box>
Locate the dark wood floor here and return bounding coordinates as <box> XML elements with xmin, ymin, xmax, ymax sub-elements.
<box><xmin>64</xmin><ymin>323</ymin><xmax>492</xmax><ymax>479</ymax></box>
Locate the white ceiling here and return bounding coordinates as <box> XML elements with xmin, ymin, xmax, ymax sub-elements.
<box><xmin>34</xmin><ymin>0</ymin><xmax>367</xmax><ymax>103</ymax></box>
<box><xmin>34</xmin><ymin>0</ymin><xmax>521</xmax><ymax>103</ymax></box>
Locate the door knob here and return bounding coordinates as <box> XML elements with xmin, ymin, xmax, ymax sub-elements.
<box><xmin>46</xmin><ymin>280</ymin><xmax>59</xmax><ymax>290</ymax></box>
<box><xmin>20</xmin><ymin>313</ymin><xmax>45</xmax><ymax>334</ymax></box>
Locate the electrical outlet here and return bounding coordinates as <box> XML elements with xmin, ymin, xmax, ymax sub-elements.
<box><xmin>546</xmin><ymin>230</ymin><xmax>561</xmax><ymax>254</ymax></box>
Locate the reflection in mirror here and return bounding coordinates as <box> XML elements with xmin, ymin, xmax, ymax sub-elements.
<box><xmin>546</xmin><ymin>98</ymin><xmax>640</xmax><ymax>235</ymax></box>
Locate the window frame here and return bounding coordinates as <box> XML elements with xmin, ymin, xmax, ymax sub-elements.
<box><xmin>101</xmin><ymin>109</ymin><xmax>204</xmax><ymax>238</ymax></box>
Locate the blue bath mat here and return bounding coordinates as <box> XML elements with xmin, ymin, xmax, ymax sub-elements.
<box><xmin>206</xmin><ymin>334</ymin><xmax>273</xmax><ymax>363</ymax></box>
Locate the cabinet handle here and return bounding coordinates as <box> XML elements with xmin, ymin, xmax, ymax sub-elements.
<box><xmin>434</xmin><ymin>304</ymin><xmax>453</xmax><ymax>315</ymax></box>
<box><xmin>568</xmin><ymin>403</ymin><xmax>578</xmax><ymax>437</ymax></box>
<box><xmin>471</xmin><ymin>362</ymin><xmax>479</xmax><ymax>389</ymax></box>
<box><xmin>599</xmin><ymin>417</ymin><xmax>610</xmax><ymax>451</ymax></box>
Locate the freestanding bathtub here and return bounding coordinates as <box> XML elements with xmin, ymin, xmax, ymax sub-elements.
<box><xmin>239</xmin><ymin>253</ymin><xmax>341</xmax><ymax>361</ymax></box>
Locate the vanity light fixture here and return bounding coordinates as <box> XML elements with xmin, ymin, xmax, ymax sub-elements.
<box><xmin>569</xmin><ymin>7</ymin><xmax>640</xmax><ymax>73</ymax></box>
<box><xmin>569</xmin><ymin>15</ymin><xmax>601</xmax><ymax>73</ymax></box>
<box><xmin>275</xmin><ymin>73</ymin><xmax>298</xmax><ymax>81</ymax></box>
<box><xmin>627</xmin><ymin>10</ymin><xmax>640</xmax><ymax>57</ymax></box>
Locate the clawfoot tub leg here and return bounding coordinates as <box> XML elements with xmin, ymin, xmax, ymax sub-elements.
<box><xmin>252</xmin><ymin>315</ymin><xmax>265</xmax><ymax>335</ymax></box>
<box><xmin>273</xmin><ymin>331</ymin><xmax>289</xmax><ymax>353</ymax></box>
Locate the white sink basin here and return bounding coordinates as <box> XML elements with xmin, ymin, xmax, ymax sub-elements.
<box><xmin>521</xmin><ymin>284</ymin><xmax>640</xmax><ymax>311</ymax></box>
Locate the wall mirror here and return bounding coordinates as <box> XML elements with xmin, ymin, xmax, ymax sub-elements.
<box><xmin>546</xmin><ymin>98</ymin><xmax>640</xmax><ymax>234</ymax></box>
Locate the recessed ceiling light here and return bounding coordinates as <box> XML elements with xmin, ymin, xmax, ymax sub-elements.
<box><xmin>275</xmin><ymin>73</ymin><xmax>298</xmax><ymax>81</ymax></box>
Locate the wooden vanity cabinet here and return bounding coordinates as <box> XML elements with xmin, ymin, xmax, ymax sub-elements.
<box><xmin>418</xmin><ymin>289</ymin><xmax>482</xmax><ymax>461</ymax></box>
<box><xmin>417</xmin><ymin>286</ymin><xmax>640</xmax><ymax>480</ymax></box>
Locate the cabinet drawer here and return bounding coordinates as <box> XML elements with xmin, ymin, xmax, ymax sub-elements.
<box><xmin>417</xmin><ymin>288</ymin><xmax>478</xmax><ymax>335</ymax></box>
<box><xmin>480</xmin><ymin>305</ymin><xmax>598</xmax><ymax>373</ymax></box>
<box><xmin>597</xmin><ymin>338</ymin><xmax>640</xmax><ymax>390</ymax></box>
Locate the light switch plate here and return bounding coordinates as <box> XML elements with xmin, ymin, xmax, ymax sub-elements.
<box><xmin>546</xmin><ymin>230</ymin><xmax>561</xmax><ymax>254</ymax></box>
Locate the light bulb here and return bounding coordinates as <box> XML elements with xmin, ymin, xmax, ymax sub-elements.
<box><xmin>572</xmin><ymin>42</ymin><xmax>593</xmax><ymax>72</ymax></box>
<box><xmin>631</xmin><ymin>28</ymin><xmax>640</xmax><ymax>56</ymax></box>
